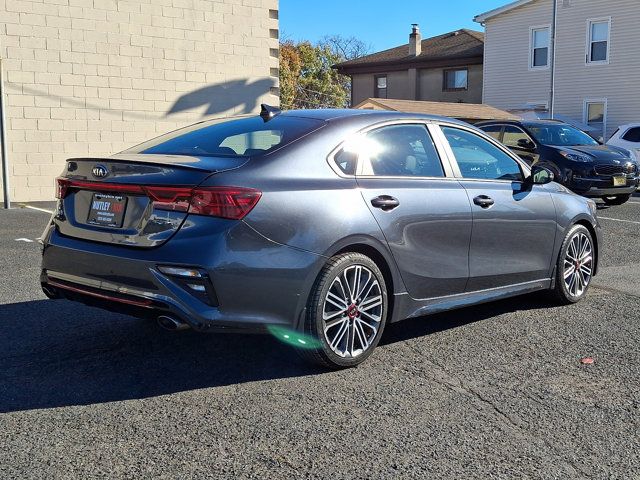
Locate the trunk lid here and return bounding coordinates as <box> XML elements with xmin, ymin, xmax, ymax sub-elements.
<box><xmin>55</xmin><ymin>154</ymin><xmax>248</xmax><ymax>248</ymax></box>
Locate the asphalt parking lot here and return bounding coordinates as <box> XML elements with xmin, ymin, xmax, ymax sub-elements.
<box><xmin>0</xmin><ymin>197</ymin><xmax>639</xmax><ymax>479</ymax></box>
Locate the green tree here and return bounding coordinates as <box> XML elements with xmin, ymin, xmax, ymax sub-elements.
<box><xmin>279</xmin><ymin>36</ymin><xmax>370</xmax><ymax>110</ymax></box>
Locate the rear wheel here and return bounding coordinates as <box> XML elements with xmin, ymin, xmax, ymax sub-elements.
<box><xmin>298</xmin><ymin>253</ymin><xmax>388</xmax><ymax>369</ymax></box>
<box><xmin>602</xmin><ymin>194</ymin><xmax>631</xmax><ymax>206</ymax></box>
<box><xmin>550</xmin><ymin>225</ymin><xmax>595</xmax><ymax>304</ymax></box>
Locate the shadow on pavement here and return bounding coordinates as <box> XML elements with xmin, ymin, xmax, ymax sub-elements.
<box><xmin>0</xmin><ymin>294</ymin><xmax>552</xmax><ymax>413</ymax></box>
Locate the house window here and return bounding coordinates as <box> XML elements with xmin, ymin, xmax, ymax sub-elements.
<box><xmin>443</xmin><ymin>69</ymin><xmax>468</xmax><ymax>91</ymax></box>
<box><xmin>374</xmin><ymin>75</ymin><xmax>387</xmax><ymax>98</ymax></box>
<box><xmin>530</xmin><ymin>26</ymin><xmax>550</xmax><ymax>68</ymax></box>
<box><xmin>587</xmin><ymin>19</ymin><xmax>610</xmax><ymax>63</ymax></box>
<box><xmin>584</xmin><ymin>99</ymin><xmax>607</xmax><ymax>140</ymax></box>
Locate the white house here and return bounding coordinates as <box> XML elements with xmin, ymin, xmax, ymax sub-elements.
<box><xmin>474</xmin><ymin>0</ymin><xmax>640</xmax><ymax>140</ymax></box>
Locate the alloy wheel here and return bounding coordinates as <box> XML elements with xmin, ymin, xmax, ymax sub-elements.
<box><xmin>322</xmin><ymin>265</ymin><xmax>383</xmax><ymax>358</ymax></box>
<box><xmin>563</xmin><ymin>232</ymin><xmax>593</xmax><ymax>298</ymax></box>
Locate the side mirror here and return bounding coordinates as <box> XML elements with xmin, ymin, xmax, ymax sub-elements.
<box><xmin>517</xmin><ymin>138</ymin><xmax>535</xmax><ymax>151</ymax></box>
<box><xmin>530</xmin><ymin>165</ymin><xmax>554</xmax><ymax>185</ymax></box>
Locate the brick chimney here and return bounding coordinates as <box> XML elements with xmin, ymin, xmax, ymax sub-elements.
<box><xmin>409</xmin><ymin>24</ymin><xmax>421</xmax><ymax>56</ymax></box>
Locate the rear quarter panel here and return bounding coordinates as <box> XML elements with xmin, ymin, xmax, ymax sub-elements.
<box><xmin>196</xmin><ymin>120</ymin><xmax>408</xmax><ymax>296</ymax></box>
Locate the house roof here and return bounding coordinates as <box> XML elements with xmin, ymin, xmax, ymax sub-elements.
<box><xmin>334</xmin><ymin>29</ymin><xmax>484</xmax><ymax>74</ymax></box>
<box><xmin>474</xmin><ymin>0</ymin><xmax>536</xmax><ymax>24</ymax></box>
<box><xmin>353</xmin><ymin>98</ymin><xmax>519</xmax><ymax>122</ymax></box>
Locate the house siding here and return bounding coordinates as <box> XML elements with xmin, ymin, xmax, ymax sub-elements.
<box><xmin>481</xmin><ymin>0</ymin><xmax>640</xmax><ymax>140</ymax></box>
<box><xmin>553</xmin><ymin>0</ymin><xmax>640</xmax><ymax>139</ymax></box>
<box><xmin>418</xmin><ymin>64</ymin><xmax>483</xmax><ymax>103</ymax></box>
<box><xmin>352</xmin><ymin>64</ymin><xmax>483</xmax><ymax>105</ymax></box>
<box><xmin>0</xmin><ymin>0</ymin><xmax>279</xmax><ymax>202</ymax></box>
<box><xmin>482</xmin><ymin>0</ymin><xmax>552</xmax><ymax>110</ymax></box>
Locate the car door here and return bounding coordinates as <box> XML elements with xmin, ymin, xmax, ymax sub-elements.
<box><xmin>351</xmin><ymin>122</ymin><xmax>472</xmax><ymax>300</ymax></box>
<box><xmin>437</xmin><ymin>124</ymin><xmax>557</xmax><ymax>292</ymax></box>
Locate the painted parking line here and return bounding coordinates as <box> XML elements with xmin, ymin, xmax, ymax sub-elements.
<box><xmin>598</xmin><ymin>216</ymin><xmax>640</xmax><ymax>225</ymax></box>
<box><xmin>19</xmin><ymin>204</ymin><xmax>54</xmax><ymax>214</ymax></box>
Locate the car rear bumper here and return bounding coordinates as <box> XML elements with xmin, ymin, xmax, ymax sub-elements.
<box><xmin>40</xmin><ymin>217</ymin><xmax>324</xmax><ymax>332</ymax></box>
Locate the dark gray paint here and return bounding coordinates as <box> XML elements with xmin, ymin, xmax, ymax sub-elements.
<box><xmin>40</xmin><ymin>109</ymin><xmax>602</xmax><ymax>332</ymax></box>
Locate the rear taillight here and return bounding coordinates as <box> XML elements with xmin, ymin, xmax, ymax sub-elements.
<box><xmin>56</xmin><ymin>178</ymin><xmax>70</xmax><ymax>199</ymax></box>
<box><xmin>188</xmin><ymin>187</ymin><xmax>262</xmax><ymax>219</ymax></box>
<box><xmin>55</xmin><ymin>179</ymin><xmax>261</xmax><ymax>220</ymax></box>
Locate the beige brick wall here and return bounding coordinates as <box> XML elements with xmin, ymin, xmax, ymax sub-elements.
<box><xmin>0</xmin><ymin>0</ymin><xmax>279</xmax><ymax>202</ymax></box>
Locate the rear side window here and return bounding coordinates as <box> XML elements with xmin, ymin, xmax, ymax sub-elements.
<box><xmin>357</xmin><ymin>124</ymin><xmax>445</xmax><ymax>178</ymax></box>
<box><xmin>622</xmin><ymin>127</ymin><xmax>640</xmax><ymax>143</ymax></box>
<box><xmin>442</xmin><ymin>126</ymin><xmax>523</xmax><ymax>182</ymax></box>
<box><xmin>502</xmin><ymin>126</ymin><xmax>535</xmax><ymax>148</ymax></box>
<box><xmin>128</xmin><ymin>116</ymin><xmax>324</xmax><ymax>157</ymax></box>
<box><xmin>478</xmin><ymin>125</ymin><xmax>503</xmax><ymax>141</ymax></box>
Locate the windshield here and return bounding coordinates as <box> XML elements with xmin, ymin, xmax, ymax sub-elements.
<box><xmin>126</xmin><ymin>116</ymin><xmax>324</xmax><ymax>157</ymax></box>
<box><xmin>526</xmin><ymin>124</ymin><xmax>599</xmax><ymax>147</ymax></box>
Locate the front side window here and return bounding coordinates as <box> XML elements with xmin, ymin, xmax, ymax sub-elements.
<box><xmin>353</xmin><ymin>124</ymin><xmax>444</xmax><ymax>178</ymax></box>
<box><xmin>531</xmin><ymin>27</ymin><xmax>550</xmax><ymax>68</ymax></box>
<box><xmin>441</xmin><ymin>126</ymin><xmax>523</xmax><ymax>182</ymax></box>
<box><xmin>585</xmin><ymin>101</ymin><xmax>606</xmax><ymax>140</ymax></box>
<box><xmin>622</xmin><ymin>127</ymin><xmax>640</xmax><ymax>143</ymax></box>
<box><xmin>130</xmin><ymin>116</ymin><xmax>324</xmax><ymax>157</ymax></box>
<box><xmin>374</xmin><ymin>75</ymin><xmax>387</xmax><ymax>98</ymax></box>
<box><xmin>443</xmin><ymin>69</ymin><xmax>468</xmax><ymax>91</ymax></box>
<box><xmin>588</xmin><ymin>19</ymin><xmax>610</xmax><ymax>63</ymax></box>
<box><xmin>502</xmin><ymin>126</ymin><xmax>535</xmax><ymax>149</ymax></box>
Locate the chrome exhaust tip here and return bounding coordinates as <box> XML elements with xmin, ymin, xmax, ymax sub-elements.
<box><xmin>157</xmin><ymin>315</ymin><xmax>190</xmax><ymax>332</ymax></box>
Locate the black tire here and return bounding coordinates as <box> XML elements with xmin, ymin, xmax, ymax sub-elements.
<box><xmin>549</xmin><ymin>225</ymin><xmax>595</xmax><ymax>305</ymax></box>
<box><xmin>297</xmin><ymin>252</ymin><xmax>388</xmax><ymax>369</ymax></box>
<box><xmin>602</xmin><ymin>194</ymin><xmax>631</xmax><ymax>206</ymax></box>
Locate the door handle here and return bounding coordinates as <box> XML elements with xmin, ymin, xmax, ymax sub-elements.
<box><xmin>473</xmin><ymin>195</ymin><xmax>495</xmax><ymax>209</ymax></box>
<box><xmin>371</xmin><ymin>195</ymin><xmax>400</xmax><ymax>211</ymax></box>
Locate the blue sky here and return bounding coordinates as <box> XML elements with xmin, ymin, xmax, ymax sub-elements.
<box><xmin>280</xmin><ymin>0</ymin><xmax>508</xmax><ymax>51</ymax></box>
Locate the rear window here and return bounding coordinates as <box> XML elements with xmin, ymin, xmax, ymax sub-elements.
<box><xmin>127</xmin><ymin>115</ymin><xmax>324</xmax><ymax>157</ymax></box>
<box><xmin>622</xmin><ymin>127</ymin><xmax>640</xmax><ymax>143</ymax></box>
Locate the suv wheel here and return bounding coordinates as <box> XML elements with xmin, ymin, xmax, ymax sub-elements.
<box><xmin>602</xmin><ymin>194</ymin><xmax>631</xmax><ymax>206</ymax></box>
<box><xmin>298</xmin><ymin>253</ymin><xmax>388</xmax><ymax>369</ymax></box>
<box><xmin>550</xmin><ymin>225</ymin><xmax>595</xmax><ymax>304</ymax></box>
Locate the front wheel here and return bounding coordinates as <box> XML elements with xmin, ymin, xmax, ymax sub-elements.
<box><xmin>298</xmin><ymin>253</ymin><xmax>388</xmax><ymax>369</ymax></box>
<box><xmin>602</xmin><ymin>194</ymin><xmax>631</xmax><ymax>206</ymax></box>
<box><xmin>550</xmin><ymin>225</ymin><xmax>595</xmax><ymax>305</ymax></box>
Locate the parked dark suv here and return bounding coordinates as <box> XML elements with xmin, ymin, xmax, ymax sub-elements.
<box><xmin>476</xmin><ymin>120</ymin><xmax>639</xmax><ymax>205</ymax></box>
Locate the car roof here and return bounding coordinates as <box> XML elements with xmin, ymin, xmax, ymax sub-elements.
<box><xmin>476</xmin><ymin>119</ymin><xmax>567</xmax><ymax>127</ymax></box>
<box><xmin>279</xmin><ymin>108</ymin><xmax>469</xmax><ymax>127</ymax></box>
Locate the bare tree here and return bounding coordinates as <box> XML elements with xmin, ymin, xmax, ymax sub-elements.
<box><xmin>318</xmin><ymin>35</ymin><xmax>372</xmax><ymax>61</ymax></box>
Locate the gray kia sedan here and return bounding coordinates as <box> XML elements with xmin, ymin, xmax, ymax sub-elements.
<box><xmin>41</xmin><ymin>107</ymin><xmax>601</xmax><ymax>368</ymax></box>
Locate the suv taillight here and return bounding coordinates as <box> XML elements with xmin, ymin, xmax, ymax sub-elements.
<box><xmin>55</xmin><ymin>178</ymin><xmax>262</xmax><ymax>220</ymax></box>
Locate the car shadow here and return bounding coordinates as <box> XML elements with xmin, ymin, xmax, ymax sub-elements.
<box><xmin>382</xmin><ymin>292</ymin><xmax>551</xmax><ymax>345</ymax></box>
<box><xmin>0</xmin><ymin>294</ymin><xmax>552</xmax><ymax>413</ymax></box>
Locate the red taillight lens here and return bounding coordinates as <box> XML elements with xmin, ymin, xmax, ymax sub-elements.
<box><xmin>54</xmin><ymin>179</ymin><xmax>261</xmax><ymax>220</ymax></box>
<box><xmin>189</xmin><ymin>187</ymin><xmax>262</xmax><ymax>220</ymax></box>
<box><xmin>56</xmin><ymin>177</ymin><xmax>70</xmax><ymax>199</ymax></box>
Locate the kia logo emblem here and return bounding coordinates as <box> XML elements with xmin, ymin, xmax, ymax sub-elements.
<box><xmin>92</xmin><ymin>165</ymin><xmax>109</xmax><ymax>178</ymax></box>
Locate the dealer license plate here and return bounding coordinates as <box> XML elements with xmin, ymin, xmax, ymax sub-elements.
<box><xmin>87</xmin><ymin>193</ymin><xmax>127</xmax><ymax>228</ymax></box>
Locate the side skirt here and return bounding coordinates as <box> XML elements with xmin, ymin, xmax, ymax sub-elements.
<box><xmin>390</xmin><ymin>279</ymin><xmax>552</xmax><ymax>322</ymax></box>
